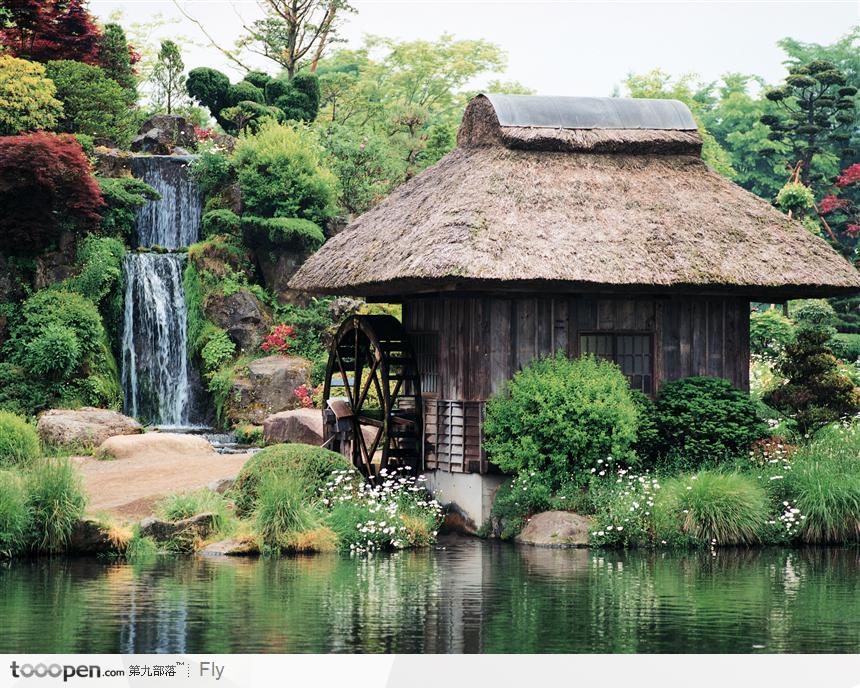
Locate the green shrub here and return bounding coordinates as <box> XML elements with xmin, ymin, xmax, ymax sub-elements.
<box><xmin>241</xmin><ymin>215</ymin><xmax>325</xmax><ymax>251</ymax></box>
<box><xmin>156</xmin><ymin>489</ymin><xmax>232</xmax><ymax>534</ymax></box>
<box><xmin>201</xmin><ymin>209</ymin><xmax>241</xmax><ymax>238</ymax></box>
<box><xmin>200</xmin><ymin>329</ymin><xmax>236</xmax><ymax>374</ymax></box>
<box><xmin>483</xmin><ymin>353</ymin><xmax>639</xmax><ymax>488</ymax></box>
<box><xmin>0</xmin><ymin>411</ymin><xmax>40</xmax><ymax>467</ymax></box>
<box><xmin>0</xmin><ymin>469</ymin><xmax>30</xmax><ymax>557</ymax></box>
<box><xmin>588</xmin><ymin>468</ymin><xmax>662</xmax><ymax>548</ymax></box>
<box><xmin>25</xmin><ymin>458</ymin><xmax>87</xmax><ymax>553</ymax></box>
<box><xmin>234</xmin><ymin>424</ymin><xmax>264</xmax><ymax>446</ymax></box>
<box><xmin>232</xmin><ymin>443</ymin><xmax>355</xmax><ymax>516</ymax></box>
<box><xmin>232</xmin><ymin>121</ymin><xmax>337</xmax><ymax>226</ymax></box>
<box><xmin>750</xmin><ymin>309</ymin><xmax>796</xmax><ymax>361</ymax></box>
<box><xmin>654</xmin><ymin>471</ymin><xmax>768</xmax><ymax>545</ymax></box>
<box><xmin>790</xmin><ymin>299</ymin><xmax>837</xmax><ymax>331</ymax></box>
<box><xmin>190</xmin><ymin>148</ymin><xmax>234</xmax><ymax>197</ymax></box>
<box><xmin>97</xmin><ymin>178</ymin><xmax>160</xmax><ymax>239</ymax></box>
<box><xmin>485</xmin><ymin>474</ymin><xmax>552</xmax><ymax>540</ymax></box>
<box><xmin>765</xmin><ymin>328</ymin><xmax>860</xmax><ymax>436</ymax></box>
<box><xmin>23</xmin><ymin>324</ymin><xmax>82</xmax><ymax>378</ymax></box>
<box><xmin>832</xmin><ymin>333</ymin><xmax>860</xmax><ymax>362</ymax></box>
<box><xmin>255</xmin><ymin>475</ymin><xmax>323</xmax><ymax>552</ymax></box>
<box><xmin>630</xmin><ymin>389</ymin><xmax>660</xmax><ymax>460</ymax></box>
<box><xmin>650</xmin><ymin>376</ymin><xmax>768</xmax><ymax>471</ymax></box>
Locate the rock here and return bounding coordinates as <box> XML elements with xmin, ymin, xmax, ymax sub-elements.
<box><xmin>130</xmin><ymin>115</ymin><xmax>197</xmax><ymax>155</ymax></box>
<box><xmin>203</xmin><ymin>288</ymin><xmax>272</xmax><ymax>353</ymax></box>
<box><xmin>208</xmin><ymin>478</ymin><xmax>234</xmax><ymax>495</ymax></box>
<box><xmin>38</xmin><ymin>407</ymin><xmax>143</xmax><ymax>449</ymax></box>
<box><xmin>68</xmin><ymin>518</ymin><xmax>124</xmax><ymax>554</ymax></box>
<box><xmin>139</xmin><ymin>512</ymin><xmax>217</xmax><ymax>543</ymax></box>
<box><xmin>515</xmin><ymin>511</ymin><xmax>593</xmax><ymax>548</ymax></box>
<box><xmin>257</xmin><ymin>249</ymin><xmax>313</xmax><ymax>306</ymax></box>
<box><xmin>96</xmin><ymin>433</ymin><xmax>215</xmax><ymax>461</ymax></box>
<box><xmin>439</xmin><ymin>503</ymin><xmax>478</xmax><ymax>535</ymax></box>
<box><xmin>33</xmin><ymin>231</ymin><xmax>77</xmax><ymax>290</ymax></box>
<box><xmin>93</xmin><ymin>146</ymin><xmax>133</xmax><ymax>177</ymax></box>
<box><xmin>210</xmin><ymin>133</ymin><xmax>238</xmax><ymax>153</ymax></box>
<box><xmin>198</xmin><ymin>537</ymin><xmax>259</xmax><ymax>557</ymax></box>
<box><xmin>225</xmin><ymin>355</ymin><xmax>313</xmax><ymax>425</ymax></box>
<box><xmin>263</xmin><ymin>408</ymin><xmax>323</xmax><ymax>446</ymax></box>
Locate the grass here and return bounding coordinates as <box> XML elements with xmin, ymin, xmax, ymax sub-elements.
<box><xmin>24</xmin><ymin>458</ymin><xmax>87</xmax><ymax>553</ymax></box>
<box><xmin>654</xmin><ymin>471</ymin><xmax>769</xmax><ymax>545</ymax></box>
<box><xmin>156</xmin><ymin>489</ymin><xmax>234</xmax><ymax>535</ymax></box>
<box><xmin>255</xmin><ymin>475</ymin><xmax>326</xmax><ymax>553</ymax></box>
<box><xmin>0</xmin><ymin>469</ymin><xmax>30</xmax><ymax>557</ymax></box>
<box><xmin>0</xmin><ymin>411</ymin><xmax>40</xmax><ymax>468</ymax></box>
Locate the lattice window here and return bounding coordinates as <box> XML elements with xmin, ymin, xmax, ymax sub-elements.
<box><xmin>412</xmin><ymin>332</ymin><xmax>439</xmax><ymax>396</ymax></box>
<box><xmin>424</xmin><ymin>400</ymin><xmax>485</xmax><ymax>473</ymax></box>
<box><xmin>580</xmin><ymin>333</ymin><xmax>653</xmax><ymax>394</ymax></box>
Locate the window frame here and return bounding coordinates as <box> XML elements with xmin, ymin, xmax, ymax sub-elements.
<box><xmin>578</xmin><ymin>330</ymin><xmax>655</xmax><ymax>396</ymax></box>
<box><xmin>411</xmin><ymin>330</ymin><xmax>440</xmax><ymax>398</ymax></box>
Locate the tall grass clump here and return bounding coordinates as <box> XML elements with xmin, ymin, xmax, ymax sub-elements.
<box><xmin>25</xmin><ymin>458</ymin><xmax>87</xmax><ymax>553</ymax></box>
<box><xmin>255</xmin><ymin>475</ymin><xmax>333</xmax><ymax>553</ymax></box>
<box><xmin>0</xmin><ymin>411</ymin><xmax>40</xmax><ymax>467</ymax></box>
<box><xmin>655</xmin><ymin>471</ymin><xmax>768</xmax><ymax>545</ymax></box>
<box><xmin>156</xmin><ymin>489</ymin><xmax>233</xmax><ymax>535</ymax></box>
<box><xmin>0</xmin><ymin>469</ymin><xmax>30</xmax><ymax>557</ymax></box>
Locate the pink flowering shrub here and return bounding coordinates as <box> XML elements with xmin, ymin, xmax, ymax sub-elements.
<box><xmin>261</xmin><ymin>323</ymin><xmax>295</xmax><ymax>354</ymax></box>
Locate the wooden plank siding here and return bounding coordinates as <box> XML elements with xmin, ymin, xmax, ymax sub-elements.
<box><xmin>403</xmin><ymin>294</ymin><xmax>750</xmax><ymax>473</ymax></box>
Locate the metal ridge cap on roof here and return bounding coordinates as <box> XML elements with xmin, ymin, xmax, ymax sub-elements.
<box><xmin>481</xmin><ymin>93</ymin><xmax>698</xmax><ymax>131</ymax></box>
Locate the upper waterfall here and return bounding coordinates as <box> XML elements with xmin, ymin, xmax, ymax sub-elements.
<box><xmin>130</xmin><ymin>156</ymin><xmax>202</xmax><ymax>249</ymax></box>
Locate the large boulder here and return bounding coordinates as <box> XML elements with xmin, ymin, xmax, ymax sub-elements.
<box><xmin>38</xmin><ymin>407</ymin><xmax>142</xmax><ymax>449</ymax></box>
<box><xmin>198</xmin><ymin>537</ymin><xmax>259</xmax><ymax>557</ymax></box>
<box><xmin>96</xmin><ymin>432</ymin><xmax>214</xmax><ymax>461</ymax></box>
<box><xmin>139</xmin><ymin>512</ymin><xmax>217</xmax><ymax>543</ymax></box>
<box><xmin>93</xmin><ymin>146</ymin><xmax>133</xmax><ymax>177</ymax></box>
<box><xmin>515</xmin><ymin>511</ymin><xmax>593</xmax><ymax>548</ymax></box>
<box><xmin>263</xmin><ymin>408</ymin><xmax>323</xmax><ymax>445</ymax></box>
<box><xmin>131</xmin><ymin>114</ymin><xmax>197</xmax><ymax>155</ymax></box>
<box><xmin>257</xmin><ymin>250</ymin><xmax>313</xmax><ymax>306</ymax></box>
<box><xmin>33</xmin><ymin>231</ymin><xmax>77</xmax><ymax>290</ymax></box>
<box><xmin>204</xmin><ymin>288</ymin><xmax>272</xmax><ymax>353</ymax></box>
<box><xmin>68</xmin><ymin>518</ymin><xmax>126</xmax><ymax>554</ymax></box>
<box><xmin>225</xmin><ymin>355</ymin><xmax>312</xmax><ymax>425</ymax></box>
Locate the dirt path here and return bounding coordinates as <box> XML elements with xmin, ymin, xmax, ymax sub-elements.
<box><xmin>73</xmin><ymin>451</ymin><xmax>253</xmax><ymax>521</ymax></box>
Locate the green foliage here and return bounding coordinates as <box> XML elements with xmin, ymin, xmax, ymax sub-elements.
<box><xmin>96</xmin><ymin>177</ymin><xmax>161</xmax><ymax>240</ymax></box>
<box><xmin>201</xmin><ymin>209</ymin><xmax>241</xmax><ymax>238</ymax></box>
<box><xmin>255</xmin><ymin>475</ymin><xmax>323</xmax><ymax>552</ymax></box>
<box><xmin>776</xmin><ymin>181</ymin><xmax>815</xmax><ymax>214</ymax></box>
<box><xmin>750</xmin><ymin>308</ymin><xmax>796</xmax><ymax>361</ymax></box>
<box><xmin>832</xmin><ymin>333</ymin><xmax>860</xmax><ymax>361</ymax></box>
<box><xmin>229</xmin><ymin>80</ymin><xmax>265</xmax><ymax>106</ymax></box>
<box><xmin>486</xmin><ymin>474</ymin><xmax>552</xmax><ymax>540</ymax></box>
<box><xmin>190</xmin><ymin>149</ymin><xmax>234</xmax><ymax>198</ymax></box>
<box><xmin>790</xmin><ymin>299</ymin><xmax>837</xmax><ymax>331</ymax></box>
<box><xmin>233</xmin><ymin>121</ymin><xmax>337</xmax><ymax>226</ymax></box>
<box><xmin>232</xmin><ymin>443</ymin><xmax>355</xmax><ymax>517</ymax></box>
<box><xmin>0</xmin><ymin>470</ymin><xmax>30</xmax><ymax>557</ymax></box>
<box><xmin>241</xmin><ymin>215</ymin><xmax>325</xmax><ymax>251</ymax></box>
<box><xmin>483</xmin><ymin>353</ymin><xmax>639</xmax><ymax>488</ymax></box>
<box><xmin>0</xmin><ymin>55</ymin><xmax>63</xmax><ymax>135</ymax></box>
<box><xmin>186</xmin><ymin>67</ymin><xmax>231</xmax><ymax>116</ymax></box>
<box><xmin>648</xmin><ymin>377</ymin><xmax>768</xmax><ymax>470</ymax></box>
<box><xmin>24</xmin><ymin>458</ymin><xmax>86</xmax><ymax>553</ymax></box>
<box><xmin>200</xmin><ymin>329</ymin><xmax>236</xmax><ymax>374</ymax></box>
<box><xmin>150</xmin><ymin>39</ymin><xmax>186</xmax><ymax>114</ymax></box>
<box><xmin>0</xmin><ymin>412</ymin><xmax>40</xmax><ymax>468</ymax></box>
<box><xmin>233</xmin><ymin>424</ymin><xmax>264</xmax><ymax>447</ymax></box>
<box><xmin>98</xmin><ymin>23</ymin><xmax>137</xmax><ymax>102</ymax></box>
<box><xmin>765</xmin><ymin>327</ymin><xmax>860</xmax><ymax>435</ymax></box>
<box><xmin>23</xmin><ymin>324</ymin><xmax>81</xmax><ymax>378</ymax></box>
<box><xmin>587</xmin><ymin>468</ymin><xmax>663</xmax><ymax>548</ymax></box>
<box><xmin>319</xmin><ymin>124</ymin><xmax>403</xmax><ymax>214</ymax></box>
<box><xmin>156</xmin><ymin>489</ymin><xmax>232</xmax><ymax>534</ymax></box>
<box><xmin>272</xmin><ymin>298</ymin><xmax>340</xmax><ymax>385</ymax></box>
<box><xmin>654</xmin><ymin>471</ymin><xmax>768</xmax><ymax>545</ymax></box>
<box><xmin>45</xmin><ymin>60</ymin><xmax>135</xmax><ymax>146</ymax></box>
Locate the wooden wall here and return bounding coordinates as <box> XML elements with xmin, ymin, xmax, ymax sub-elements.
<box><xmin>404</xmin><ymin>294</ymin><xmax>750</xmax><ymax>399</ymax></box>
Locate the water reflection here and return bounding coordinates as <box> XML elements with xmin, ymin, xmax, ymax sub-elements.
<box><xmin>0</xmin><ymin>538</ymin><xmax>858</xmax><ymax>653</ymax></box>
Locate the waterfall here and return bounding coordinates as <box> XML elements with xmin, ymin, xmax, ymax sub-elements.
<box><xmin>121</xmin><ymin>156</ymin><xmax>202</xmax><ymax>427</ymax></box>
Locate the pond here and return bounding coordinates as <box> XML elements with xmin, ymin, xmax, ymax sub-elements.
<box><xmin>1</xmin><ymin>537</ymin><xmax>858</xmax><ymax>653</ymax></box>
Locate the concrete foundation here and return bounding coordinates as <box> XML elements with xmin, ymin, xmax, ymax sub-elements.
<box><xmin>422</xmin><ymin>470</ymin><xmax>506</xmax><ymax>530</ymax></box>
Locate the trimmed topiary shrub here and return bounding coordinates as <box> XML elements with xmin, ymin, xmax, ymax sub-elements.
<box><xmin>650</xmin><ymin>376</ymin><xmax>768</xmax><ymax>471</ymax></box>
<box><xmin>0</xmin><ymin>411</ymin><xmax>40</xmax><ymax>468</ymax></box>
<box><xmin>202</xmin><ymin>209</ymin><xmax>241</xmax><ymax>238</ymax></box>
<box><xmin>654</xmin><ymin>471</ymin><xmax>768</xmax><ymax>545</ymax></box>
<box><xmin>0</xmin><ymin>469</ymin><xmax>30</xmax><ymax>557</ymax></box>
<box><xmin>232</xmin><ymin>443</ymin><xmax>356</xmax><ymax>516</ymax></box>
<box><xmin>25</xmin><ymin>458</ymin><xmax>87</xmax><ymax>553</ymax></box>
<box><xmin>483</xmin><ymin>353</ymin><xmax>639</xmax><ymax>488</ymax></box>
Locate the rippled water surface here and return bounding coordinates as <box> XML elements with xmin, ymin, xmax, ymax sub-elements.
<box><xmin>1</xmin><ymin>537</ymin><xmax>858</xmax><ymax>653</ymax></box>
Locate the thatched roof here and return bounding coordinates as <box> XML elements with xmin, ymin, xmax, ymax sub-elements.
<box><xmin>291</xmin><ymin>94</ymin><xmax>860</xmax><ymax>299</ymax></box>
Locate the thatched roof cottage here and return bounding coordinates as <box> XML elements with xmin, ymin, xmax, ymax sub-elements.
<box><xmin>291</xmin><ymin>94</ymin><xmax>860</xmax><ymax>523</ymax></box>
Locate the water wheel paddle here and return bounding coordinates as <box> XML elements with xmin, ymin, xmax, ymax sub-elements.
<box><xmin>322</xmin><ymin>314</ymin><xmax>423</xmax><ymax>480</ymax></box>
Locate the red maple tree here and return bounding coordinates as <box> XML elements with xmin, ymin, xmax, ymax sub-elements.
<box><xmin>1</xmin><ymin>0</ymin><xmax>102</xmax><ymax>65</ymax></box>
<box><xmin>0</xmin><ymin>132</ymin><xmax>104</xmax><ymax>253</ymax></box>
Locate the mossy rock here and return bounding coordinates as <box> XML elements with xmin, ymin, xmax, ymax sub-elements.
<box><xmin>232</xmin><ymin>443</ymin><xmax>357</xmax><ymax>517</ymax></box>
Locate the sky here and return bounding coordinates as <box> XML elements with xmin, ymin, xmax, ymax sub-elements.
<box><xmin>90</xmin><ymin>1</ymin><xmax>860</xmax><ymax>95</ymax></box>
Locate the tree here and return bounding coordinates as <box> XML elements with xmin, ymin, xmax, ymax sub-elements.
<box><xmin>46</xmin><ymin>60</ymin><xmax>135</xmax><ymax>145</ymax></box>
<box><xmin>0</xmin><ymin>132</ymin><xmax>104</xmax><ymax>253</ymax></box>
<box><xmin>760</xmin><ymin>60</ymin><xmax>857</xmax><ymax>189</ymax></box>
<box><xmin>151</xmin><ymin>39</ymin><xmax>186</xmax><ymax>114</ymax></box>
<box><xmin>1</xmin><ymin>0</ymin><xmax>102</xmax><ymax>65</ymax></box>
<box><xmin>98</xmin><ymin>23</ymin><xmax>138</xmax><ymax>104</ymax></box>
<box><xmin>0</xmin><ymin>55</ymin><xmax>63</xmax><ymax>135</ymax></box>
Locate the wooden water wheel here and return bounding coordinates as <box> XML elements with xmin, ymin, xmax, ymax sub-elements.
<box><xmin>322</xmin><ymin>314</ymin><xmax>423</xmax><ymax>480</ymax></box>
